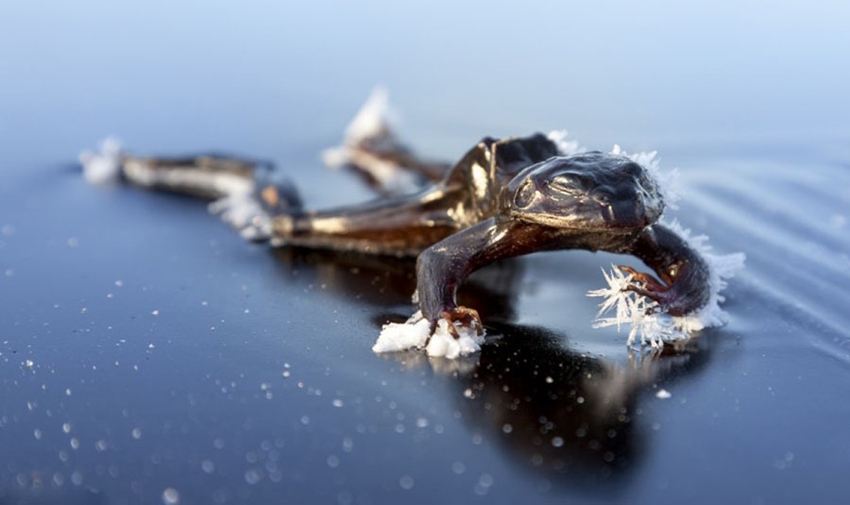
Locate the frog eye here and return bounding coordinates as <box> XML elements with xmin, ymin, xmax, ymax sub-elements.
<box><xmin>548</xmin><ymin>174</ymin><xmax>583</xmax><ymax>195</ymax></box>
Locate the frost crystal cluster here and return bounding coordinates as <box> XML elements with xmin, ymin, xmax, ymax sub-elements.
<box><xmin>588</xmin><ymin>220</ymin><xmax>745</xmax><ymax>347</ymax></box>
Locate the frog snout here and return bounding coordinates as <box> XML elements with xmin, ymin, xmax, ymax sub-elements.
<box><xmin>597</xmin><ymin>189</ymin><xmax>649</xmax><ymax>227</ymax></box>
<box><xmin>613</xmin><ymin>197</ymin><xmax>648</xmax><ymax>227</ymax></box>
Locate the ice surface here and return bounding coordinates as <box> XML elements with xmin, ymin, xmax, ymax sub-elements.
<box><xmin>372</xmin><ymin>311</ymin><xmax>485</xmax><ymax>359</ymax></box>
<box><xmin>79</xmin><ymin>136</ymin><xmax>123</xmax><ymax>184</ymax></box>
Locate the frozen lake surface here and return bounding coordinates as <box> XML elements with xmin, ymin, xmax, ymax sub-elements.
<box><xmin>2</xmin><ymin>2</ymin><xmax>849</xmax><ymax>503</ymax></box>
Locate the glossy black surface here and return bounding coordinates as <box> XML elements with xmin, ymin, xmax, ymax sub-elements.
<box><xmin>2</xmin><ymin>2</ymin><xmax>850</xmax><ymax>504</ymax></box>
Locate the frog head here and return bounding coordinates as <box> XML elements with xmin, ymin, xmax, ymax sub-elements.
<box><xmin>502</xmin><ymin>152</ymin><xmax>664</xmax><ymax>231</ymax></box>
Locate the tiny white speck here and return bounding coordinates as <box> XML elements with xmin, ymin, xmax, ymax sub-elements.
<box><xmin>399</xmin><ymin>475</ymin><xmax>414</xmax><ymax>490</ymax></box>
<box><xmin>656</xmin><ymin>389</ymin><xmax>672</xmax><ymax>399</ymax></box>
<box><xmin>131</xmin><ymin>428</ymin><xmax>142</xmax><ymax>439</ymax></box>
<box><xmin>244</xmin><ymin>469</ymin><xmax>261</xmax><ymax>485</ymax></box>
<box><xmin>151</xmin><ymin>310</ymin><xmax>159</xmax><ymax>316</ymax></box>
<box><xmin>162</xmin><ymin>487</ymin><xmax>180</xmax><ymax>504</ymax></box>
<box><xmin>332</xmin><ymin>399</ymin><xmax>344</xmax><ymax>408</ymax></box>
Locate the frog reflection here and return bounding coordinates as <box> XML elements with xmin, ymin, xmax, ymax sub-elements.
<box><xmin>445</xmin><ymin>324</ymin><xmax>710</xmax><ymax>490</ymax></box>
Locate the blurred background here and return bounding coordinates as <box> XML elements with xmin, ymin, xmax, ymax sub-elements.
<box><xmin>2</xmin><ymin>0</ymin><xmax>849</xmax><ymax>167</ymax></box>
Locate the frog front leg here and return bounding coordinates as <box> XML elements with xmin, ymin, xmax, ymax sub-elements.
<box><xmin>416</xmin><ymin>218</ymin><xmax>562</xmax><ymax>333</ymax></box>
<box><xmin>620</xmin><ymin>223</ymin><xmax>711</xmax><ymax>317</ymax></box>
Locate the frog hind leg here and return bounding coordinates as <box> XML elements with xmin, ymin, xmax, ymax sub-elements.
<box><xmin>270</xmin><ymin>187</ymin><xmax>462</xmax><ymax>256</ymax></box>
<box><xmin>321</xmin><ymin>87</ymin><xmax>450</xmax><ymax>197</ymax></box>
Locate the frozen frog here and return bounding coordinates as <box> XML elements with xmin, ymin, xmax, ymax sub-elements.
<box><xmin>80</xmin><ymin>90</ymin><xmax>742</xmax><ymax>355</ymax></box>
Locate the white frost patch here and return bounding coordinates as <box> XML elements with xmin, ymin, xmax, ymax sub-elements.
<box><xmin>588</xmin><ymin>221</ymin><xmax>745</xmax><ymax>347</ymax></box>
<box><xmin>611</xmin><ymin>144</ymin><xmax>680</xmax><ymax>209</ymax></box>
<box><xmin>79</xmin><ymin>136</ymin><xmax>123</xmax><ymax>184</ymax></box>
<box><xmin>346</xmin><ymin>151</ymin><xmax>422</xmax><ymax>195</ymax></box>
<box><xmin>547</xmin><ymin>130</ymin><xmax>585</xmax><ymax>156</ymax></box>
<box><xmin>322</xmin><ymin>86</ymin><xmax>394</xmax><ymax>169</ymax></box>
<box><xmin>320</xmin><ymin>146</ymin><xmax>349</xmax><ymax>169</ymax></box>
<box><xmin>344</xmin><ymin>86</ymin><xmax>393</xmax><ymax>144</ymax></box>
<box><xmin>372</xmin><ymin>312</ymin><xmax>432</xmax><ymax>353</ymax></box>
<box><xmin>372</xmin><ymin>311</ymin><xmax>485</xmax><ymax>359</ymax></box>
<box><xmin>321</xmin><ymin>87</ymin><xmax>421</xmax><ymax>195</ymax></box>
<box><xmin>208</xmin><ymin>191</ymin><xmax>272</xmax><ymax>241</ymax></box>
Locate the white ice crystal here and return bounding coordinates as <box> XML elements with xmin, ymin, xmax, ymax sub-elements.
<box><xmin>611</xmin><ymin>144</ymin><xmax>680</xmax><ymax>209</ymax></box>
<box><xmin>79</xmin><ymin>136</ymin><xmax>123</xmax><ymax>184</ymax></box>
<box><xmin>343</xmin><ymin>86</ymin><xmax>393</xmax><ymax>144</ymax></box>
<box><xmin>321</xmin><ymin>86</ymin><xmax>394</xmax><ymax>169</ymax></box>
<box><xmin>208</xmin><ymin>190</ymin><xmax>272</xmax><ymax>241</ymax></box>
<box><xmin>547</xmin><ymin>130</ymin><xmax>585</xmax><ymax>156</ymax></box>
<box><xmin>372</xmin><ymin>311</ymin><xmax>485</xmax><ymax>359</ymax></box>
<box><xmin>588</xmin><ymin>220</ymin><xmax>745</xmax><ymax>347</ymax></box>
<box><xmin>320</xmin><ymin>87</ymin><xmax>421</xmax><ymax>195</ymax></box>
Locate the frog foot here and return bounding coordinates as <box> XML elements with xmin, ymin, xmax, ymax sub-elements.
<box><xmin>617</xmin><ymin>265</ymin><xmax>670</xmax><ymax>304</ymax></box>
<box><xmin>439</xmin><ymin>307</ymin><xmax>484</xmax><ymax>339</ymax></box>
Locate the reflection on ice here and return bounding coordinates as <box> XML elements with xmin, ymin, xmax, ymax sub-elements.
<box><xmin>451</xmin><ymin>325</ymin><xmax>711</xmax><ymax>489</ymax></box>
